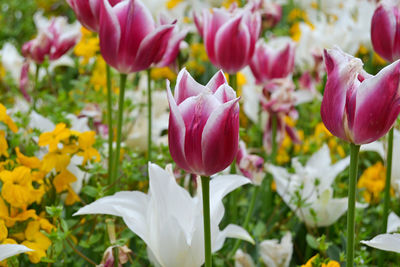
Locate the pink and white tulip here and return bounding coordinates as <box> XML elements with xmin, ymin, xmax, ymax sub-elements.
<box><xmin>167</xmin><ymin>68</ymin><xmax>240</xmax><ymax>176</ymax></box>
<box><xmin>371</xmin><ymin>0</ymin><xmax>400</xmax><ymax>62</ymax></box>
<box><xmin>66</xmin><ymin>0</ymin><xmax>121</xmax><ymax>32</ymax></box>
<box><xmin>236</xmin><ymin>141</ymin><xmax>264</xmax><ymax>185</ymax></box>
<box><xmin>99</xmin><ymin>0</ymin><xmax>175</xmax><ymax>73</ymax></box>
<box><xmin>321</xmin><ymin>47</ymin><xmax>400</xmax><ymax>145</ymax></box>
<box><xmin>250</xmin><ymin>38</ymin><xmax>295</xmax><ymax>84</ymax></box>
<box><xmin>22</xmin><ymin>12</ymin><xmax>81</xmax><ymax>64</ymax></box>
<box><xmin>195</xmin><ymin>7</ymin><xmax>261</xmax><ymax>74</ymax></box>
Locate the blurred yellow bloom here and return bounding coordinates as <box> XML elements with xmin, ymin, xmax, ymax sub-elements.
<box><xmin>77</xmin><ymin>131</ymin><xmax>100</xmax><ymax>165</ymax></box>
<box><xmin>74</xmin><ymin>27</ymin><xmax>99</xmax><ymax>65</ymax></box>
<box><xmin>0</xmin><ymin>219</ymin><xmax>7</xmax><ymax>242</ymax></box>
<box><xmin>166</xmin><ymin>0</ymin><xmax>183</xmax><ymax>9</ymax></box>
<box><xmin>38</xmin><ymin>123</ymin><xmax>71</xmax><ymax>152</ymax></box>
<box><xmin>222</xmin><ymin>0</ymin><xmax>239</xmax><ymax>9</ymax></box>
<box><xmin>0</xmin><ymin>197</ymin><xmax>37</xmax><ymax>227</ymax></box>
<box><xmin>41</xmin><ymin>151</ymin><xmax>70</xmax><ymax>173</ymax></box>
<box><xmin>15</xmin><ymin>147</ymin><xmax>41</xmax><ymax>169</ymax></box>
<box><xmin>0</xmin><ymin>104</ymin><xmax>18</xmax><ymax>133</ymax></box>
<box><xmin>66</xmin><ymin>188</ymin><xmax>81</xmax><ymax>206</ymax></box>
<box><xmin>358</xmin><ymin>162</ymin><xmax>386</xmax><ymax>204</ymax></box>
<box><xmin>0</xmin><ymin>131</ymin><xmax>8</xmax><ymax>158</ymax></box>
<box><xmin>53</xmin><ymin>170</ymin><xmax>77</xmax><ymax>193</ymax></box>
<box><xmin>302</xmin><ymin>255</ymin><xmax>340</xmax><ymax>267</ymax></box>
<box><xmin>0</xmin><ymin>166</ymin><xmax>35</xmax><ymax>208</ymax></box>
<box><xmin>22</xmin><ymin>221</ymin><xmax>51</xmax><ymax>263</ymax></box>
<box><xmin>151</xmin><ymin>67</ymin><xmax>177</xmax><ymax>81</ymax></box>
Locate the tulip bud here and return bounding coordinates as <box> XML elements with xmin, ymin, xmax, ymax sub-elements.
<box><xmin>250</xmin><ymin>38</ymin><xmax>295</xmax><ymax>84</ymax></box>
<box><xmin>321</xmin><ymin>47</ymin><xmax>400</xmax><ymax>145</ymax></box>
<box><xmin>236</xmin><ymin>141</ymin><xmax>264</xmax><ymax>185</ymax></box>
<box><xmin>66</xmin><ymin>0</ymin><xmax>122</xmax><ymax>32</ymax></box>
<box><xmin>167</xmin><ymin>68</ymin><xmax>240</xmax><ymax>176</ymax></box>
<box><xmin>371</xmin><ymin>0</ymin><xmax>400</xmax><ymax>62</ymax></box>
<box><xmin>98</xmin><ymin>245</ymin><xmax>131</xmax><ymax>267</ymax></box>
<box><xmin>195</xmin><ymin>7</ymin><xmax>261</xmax><ymax>74</ymax></box>
<box><xmin>98</xmin><ymin>0</ymin><xmax>175</xmax><ymax>74</ymax></box>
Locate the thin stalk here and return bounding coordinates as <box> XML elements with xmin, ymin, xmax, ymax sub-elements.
<box><xmin>33</xmin><ymin>64</ymin><xmax>40</xmax><ymax>110</ymax></box>
<box><xmin>106</xmin><ymin>65</ymin><xmax>114</xmax><ymax>186</ymax></box>
<box><xmin>228</xmin><ymin>73</ymin><xmax>237</xmax><ymax>92</ymax></box>
<box><xmin>271</xmin><ymin>114</ymin><xmax>278</xmax><ymax>163</ymax></box>
<box><xmin>229</xmin><ymin>186</ymin><xmax>260</xmax><ymax>258</ymax></box>
<box><xmin>111</xmin><ymin>73</ymin><xmax>127</xmax><ymax>193</ymax></box>
<box><xmin>201</xmin><ymin>176</ymin><xmax>212</xmax><ymax>267</ymax></box>
<box><xmin>379</xmin><ymin>127</ymin><xmax>394</xmax><ymax>266</ymax></box>
<box><xmin>147</xmin><ymin>69</ymin><xmax>152</xmax><ymax>163</ymax></box>
<box><xmin>346</xmin><ymin>143</ymin><xmax>360</xmax><ymax>267</ymax></box>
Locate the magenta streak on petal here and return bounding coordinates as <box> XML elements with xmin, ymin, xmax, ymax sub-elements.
<box><xmin>174</xmin><ymin>69</ymin><xmax>206</xmax><ymax>105</ymax></box>
<box><xmin>213</xmin><ymin>84</ymin><xmax>236</xmax><ymax>103</ymax></box>
<box><xmin>206</xmin><ymin>70</ymin><xmax>227</xmax><ymax>93</ymax></box>
<box><xmin>156</xmin><ymin>27</ymin><xmax>187</xmax><ymax>67</ymax></box>
<box><xmin>371</xmin><ymin>5</ymin><xmax>396</xmax><ymax>62</ymax></box>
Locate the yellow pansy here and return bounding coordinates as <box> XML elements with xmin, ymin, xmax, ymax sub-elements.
<box><xmin>77</xmin><ymin>131</ymin><xmax>100</xmax><ymax>165</ymax></box>
<box><xmin>0</xmin><ymin>130</ymin><xmax>8</xmax><ymax>158</ymax></box>
<box><xmin>53</xmin><ymin>170</ymin><xmax>77</xmax><ymax>193</ymax></box>
<box><xmin>357</xmin><ymin>162</ymin><xmax>386</xmax><ymax>204</ymax></box>
<box><xmin>38</xmin><ymin>123</ymin><xmax>71</xmax><ymax>152</ymax></box>
<box><xmin>41</xmin><ymin>152</ymin><xmax>70</xmax><ymax>173</ymax></box>
<box><xmin>22</xmin><ymin>221</ymin><xmax>51</xmax><ymax>263</ymax></box>
<box><xmin>0</xmin><ymin>166</ymin><xmax>34</xmax><ymax>208</ymax></box>
<box><xmin>15</xmin><ymin>147</ymin><xmax>41</xmax><ymax>169</ymax></box>
<box><xmin>0</xmin><ymin>104</ymin><xmax>18</xmax><ymax>133</ymax></box>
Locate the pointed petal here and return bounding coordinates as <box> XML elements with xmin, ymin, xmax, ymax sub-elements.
<box><xmin>206</xmin><ymin>70</ymin><xmax>228</xmax><ymax>93</ymax></box>
<box><xmin>360</xmin><ymin>140</ymin><xmax>385</xmax><ymax>159</ymax></box>
<box><xmin>174</xmin><ymin>68</ymin><xmax>206</xmax><ymax>105</ymax></box>
<box><xmin>213</xmin><ymin>84</ymin><xmax>236</xmax><ymax>103</ymax></box>
<box><xmin>352</xmin><ymin>60</ymin><xmax>400</xmax><ymax>144</ymax></box>
<box><xmin>204</xmin><ymin>9</ymin><xmax>230</xmax><ymax>64</ymax></box>
<box><xmin>156</xmin><ymin>28</ymin><xmax>188</xmax><ymax>67</ymax></box>
<box><xmin>388</xmin><ymin>212</ymin><xmax>400</xmax><ymax>233</ymax></box>
<box><xmin>201</xmin><ymin>98</ymin><xmax>239</xmax><ymax>176</ymax></box>
<box><xmin>213</xmin><ymin>224</ymin><xmax>254</xmax><ymax>252</ymax></box>
<box><xmin>361</xmin><ymin>233</ymin><xmax>400</xmax><ymax>253</ymax></box>
<box><xmin>0</xmin><ymin>244</ymin><xmax>32</xmax><ymax>261</ymax></box>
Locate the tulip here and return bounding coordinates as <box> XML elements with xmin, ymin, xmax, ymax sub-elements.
<box><xmin>74</xmin><ymin>163</ymin><xmax>254</xmax><ymax>267</ymax></box>
<box><xmin>321</xmin><ymin>47</ymin><xmax>400</xmax><ymax>145</ymax></box>
<box><xmin>236</xmin><ymin>141</ymin><xmax>264</xmax><ymax>185</ymax></box>
<box><xmin>22</xmin><ymin>12</ymin><xmax>81</xmax><ymax>64</ymax></box>
<box><xmin>66</xmin><ymin>0</ymin><xmax>121</xmax><ymax>32</ymax></box>
<box><xmin>259</xmin><ymin>232</ymin><xmax>293</xmax><ymax>267</ymax></box>
<box><xmin>167</xmin><ymin>68</ymin><xmax>240</xmax><ymax>177</ymax></box>
<box><xmin>371</xmin><ymin>0</ymin><xmax>400</xmax><ymax>62</ymax></box>
<box><xmin>0</xmin><ymin>244</ymin><xmax>32</xmax><ymax>261</ymax></box>
<box><xmin>194</xmin><ymin>7</ymin><xmax>261</xmax><ymax>74</ymax></box>
<box><xmin>250</xmin><ymin>38</ymin><xmax>295</xmax><ymax>84</ymax></box>
<box><xmin>99</xmin><ymin>0</ymin><xmax>175</xmax><ymax>74</ymax></box>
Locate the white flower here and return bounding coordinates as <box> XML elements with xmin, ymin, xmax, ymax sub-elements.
<box><xmin>234</xmin><ymin>249</ymin><xmax>255</xmax><ymax>267</ymax></box>
<box><xmin>259</xmin><ymin>232</ymin><xmax>293</xmax><ymax>267</ymax></box>
<box><xmin>74</xmin><ymin>163</ymin><xmax>254</xmax><ymax>267</ymax></box>
<box><xmin>0</xmin><ymin>244</ymin><xmax>32</xmax><ymax>261</ymax></box>
<box><xmin>268</xmin><ymin>145</ymin><xmax>351</xmax><ymax>227</ymax></box>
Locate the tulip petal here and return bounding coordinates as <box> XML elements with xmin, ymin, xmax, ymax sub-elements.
<box><xmin>201</xmin><ymin>98</ymin><xmax>239</xmax><ymax>176</ymax></box>
<box><xmin>213</xmin><ymin>84</ymin><xmax>236</xmax><ymax>103</ymax></box>
<box><xmin>213</xmin><ymin>224</ymin><xmax>254</xmax><ymax>252</ymax></box>
<box><xmin>206</xmin><ymin>70</ymin><xmax>227</xmax><ymax>93</ymax></box>
<box><xmin>156</xmin><ymin>28</ymin><xmax>188</xmax><ymax>67</ymax></box>
<box><xmin>204</xmin><ymin>9</ymin><xmax>230</xmax><ymax>64</ymax></box>
<box><xmin>99</xmin><ymin>0</ymin><xmax>121</xmax><ymax>70</ymax></box>
<box><xmin>73</xmin><ymin>191</ymin><xmax>149</xmax><ymax>243</ymax></box>
<box><xmin>0</xmin><ymin>244</ymin><xmax>32</xmax><ymax>261</ymax></box>
<box><xmin>352</xmin><ymin>60</ymin><xmax>400</xmax><ymax>144</ymax></box>
<box><xmin>361</xmin><ymin>233</ymin><xmax>400</xmax><ymax>253</ymax></box>
<box><xmin>387</xmin><ymin>212</ymin><xmax>400</xmax><ymax>233</ymax></box>
<box><xmin>174</xmin><ymin>68</ymin><xmax>207</xmax><ymax>105</ymax></box>
<box><xmin>167</xmin><ymin>81</ymin><xmax>191</xmax><ymax>172</ymax></box>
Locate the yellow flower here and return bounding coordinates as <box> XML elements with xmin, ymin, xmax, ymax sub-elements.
<box><xmin>22</xmin><ymin>221</ymin><xmax>51</xmax><ymax>263</ymax></box>
<box><xmin>53</xmin><ymin>170</ymin><xmax>77</xmax><ymax>193</ymax></box>
<box><xmin>74</xmin><ymin>27</ymin><xmax>99</xmax><ymax>65</ymax></box>
<box><xmin>0</xmin><ymin>197</ymin><xmax>37</xmax><ymax>227</ymax></box>
<box><xmin>151</xmin><ymin>67</ymin><xmax>177</xmax><ymax>81</ymax></box>
<box><xmin>166</xmin><ymin>0</ymin><xmax>183</xmax><ymax>9</ymax></box>
<box><xmin>0</xmin><ymin>166</ymin><xmax>35</xmax><ymax>208</ymax></box>
<box><xmin>65</xmin><ymin>187</ymin><xmax>81</xmax><ymax>206</ymax></box>
<box><xmin>0</xmin><ymin>104</ymin><xmax>18</xmax><ymax>133</ymax></box>
<box><xmin>302</xmin><ymin>255</ymin><xmax>340</xmax><ymax>267</ymax></box>
<box><xmin>15</xmin><ymin>147</ymin><xmax>41</xmax><ymax>169</ymax></box>
<box><xmin>77</xmin><ymin>131</ymin><xmax>100</xmax><ymax>165</ymax></box>
<box><xmin>358</xmin><ymin>162</ymin><xmax>386</xmax><ymax>204</ymax></box>
<box><xmin>0</xmin><ymin>131</ymin><xmax>8</xmax><ymax>157</ymax></box>
<box><xmin>0</xmin><ymin>219</ymin><xmax>7</xmax><ymax>242</ymax></box>
<box><xmin>41</xmin><ymin>151</ymin><xmax>70</xmax><ymax>173</ymax></box>
<box><xmin>90</xmin><ymin>56</ymin><xmax>107</xmax><ymax>92</ymax></box>
<box><xmin>38</xmin><ymin>123</ymin><xmax>71</xmax><ymax>152</ymax></box>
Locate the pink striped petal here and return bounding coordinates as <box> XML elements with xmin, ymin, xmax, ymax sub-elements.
<box><xmin>206</xmin><ymin>70</ymin><xmax>227</xmax><ymax>93</ymax></box>
<box><xmin>174</xmin><ymin>68</ymin><xmax>206</xmax><ymax>105</ymax></box>
<box><xmin>213</xmin><ymin>84</ymin><xmax>236</xmax><ymax>103</ymax></box>
<box><xmin>156</xmin><ymin>27</ymin><xmax>188</xmax><ymax>67</ymax></box>
<box><xmin>352</xmin><ymin>60</ymin><xmax>400</xmax><ymax>144</ymax></box>
<box><xmin>204</xmin><ymin>9</ymin><xmax>230</xmax><ymax>65</ymax></box>
<box><xmin>201</xmin><ymin>97</ymin><xmax>239</xmax><ymax>176</ymax></box>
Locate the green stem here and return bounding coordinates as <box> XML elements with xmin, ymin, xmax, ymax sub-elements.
<box><xmin>201</xmin><ymin>176</ymin><xmax>212</xmax><ymax>267</ymax></box>
<box><xmin>379</xmin><ymin>127</ymin><xmax>394</xmax><ymax>266</ymax></box>
<box><xmin>111</xmin><ymin>73</ymin><xmax>127</xmax><ymax>193</ymax></box>
<box><xmin>228</xmin><ymin>73</ymin><xmax>237</xmax><ymax>91</ymax></box>
<box><xmin>106</xmin><ymin>65</ymin><xmax>114</xmax><ymax>187</ymax></box>
<box><xmin>347</xmin><ymin>143</ymin><xmax>360</xmax><ymax>267</ymax></box>
<box><xmin>271</xmin><ymin>114</ymin><xmax>278</xmax><ymax>163</ymax></box>
<box><xmin>33</xmin><ymin>64</ymin><xmax>40</xmax><ymax>110</ymax></box>
<box><xmin>229</xmin><ymin>186</ymin><xmax>260</xmax><ymax>258</ymax></box>
<box><xmin>147</xmin><ymin>69</ymin><xmax>152</xmax><ymax>163</ymax></box>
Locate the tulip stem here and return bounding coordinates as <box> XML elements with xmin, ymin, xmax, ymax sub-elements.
<box><xmin>201</xmin><ymin>176</ymin><xmax>212</xmax><ymax>267</ymax></box>
<box><xmin>147</xmin><ymin>68</ymin><xmax>152</xmax><ymax>163</ymax></box>
<box><xmin>33</xmin><ymin>64</ymin><xmax>40</xmax><ymax>110</ymax></box>
<box><xmin>106</xmin><ymin>65</ymin><xmax>114</xmax><ymax>187</ymax></box>
<box><xmin>228</xmin><ymin>73</ymin><xmax>237</xmax><ymax>91</ymax></box>
<box><xmin>111</xmin><ymin>73</ymin><xmax>127</xmax><ymax>193</ymax></box>
<box><xmin>347</xmin><ymin>143</ymin><xmax>360</xmax><ymax>267</ymax></box>
<box><xmin>271</xmin><ymin>114</ymin><xmax>278</xmax><ymax>163</ymax></box>
<box><xmin>379</xmin><ymin>127</ymin><xmax>394</xmax><ymax>266</ymax></box>
<box><xmin>229</xmin><ymin>185</ymin><xmax>260</xmax><ymax>259</ymax></box>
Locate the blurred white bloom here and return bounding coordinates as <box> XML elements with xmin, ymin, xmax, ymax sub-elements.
<box><xmin>259</xmin><ymin>232</ymin><xmax>293</xmax><ymax>267</ymax></box>
<box><xmin>0</xmin><ymin>244</ymin><xmax>32</xmax><ymax>261</ymax></box>
<box><xmin>268</xmin><ymin>145</ymin><xmax>351</xmax><ymax>227</ymax></box>
<box><xmin>387</xmin><ymin>212</ymin><xmax>400</xmax><ymax>234</ymax></box>
<box><xmin>234</xmin><ymin>249</ymin><xmax>255</xmax><ymax>267</ymax></box>
<box><xmin>75</xmin><ymin>163</ymin><xmax>254</xmax><ymax>267</ymax></box>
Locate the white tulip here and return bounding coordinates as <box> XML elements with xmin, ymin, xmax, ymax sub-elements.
<box><xmin>0</xmin><ymin>244</ymin><xmax>32</xmax><ymax>261</ymax></box>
